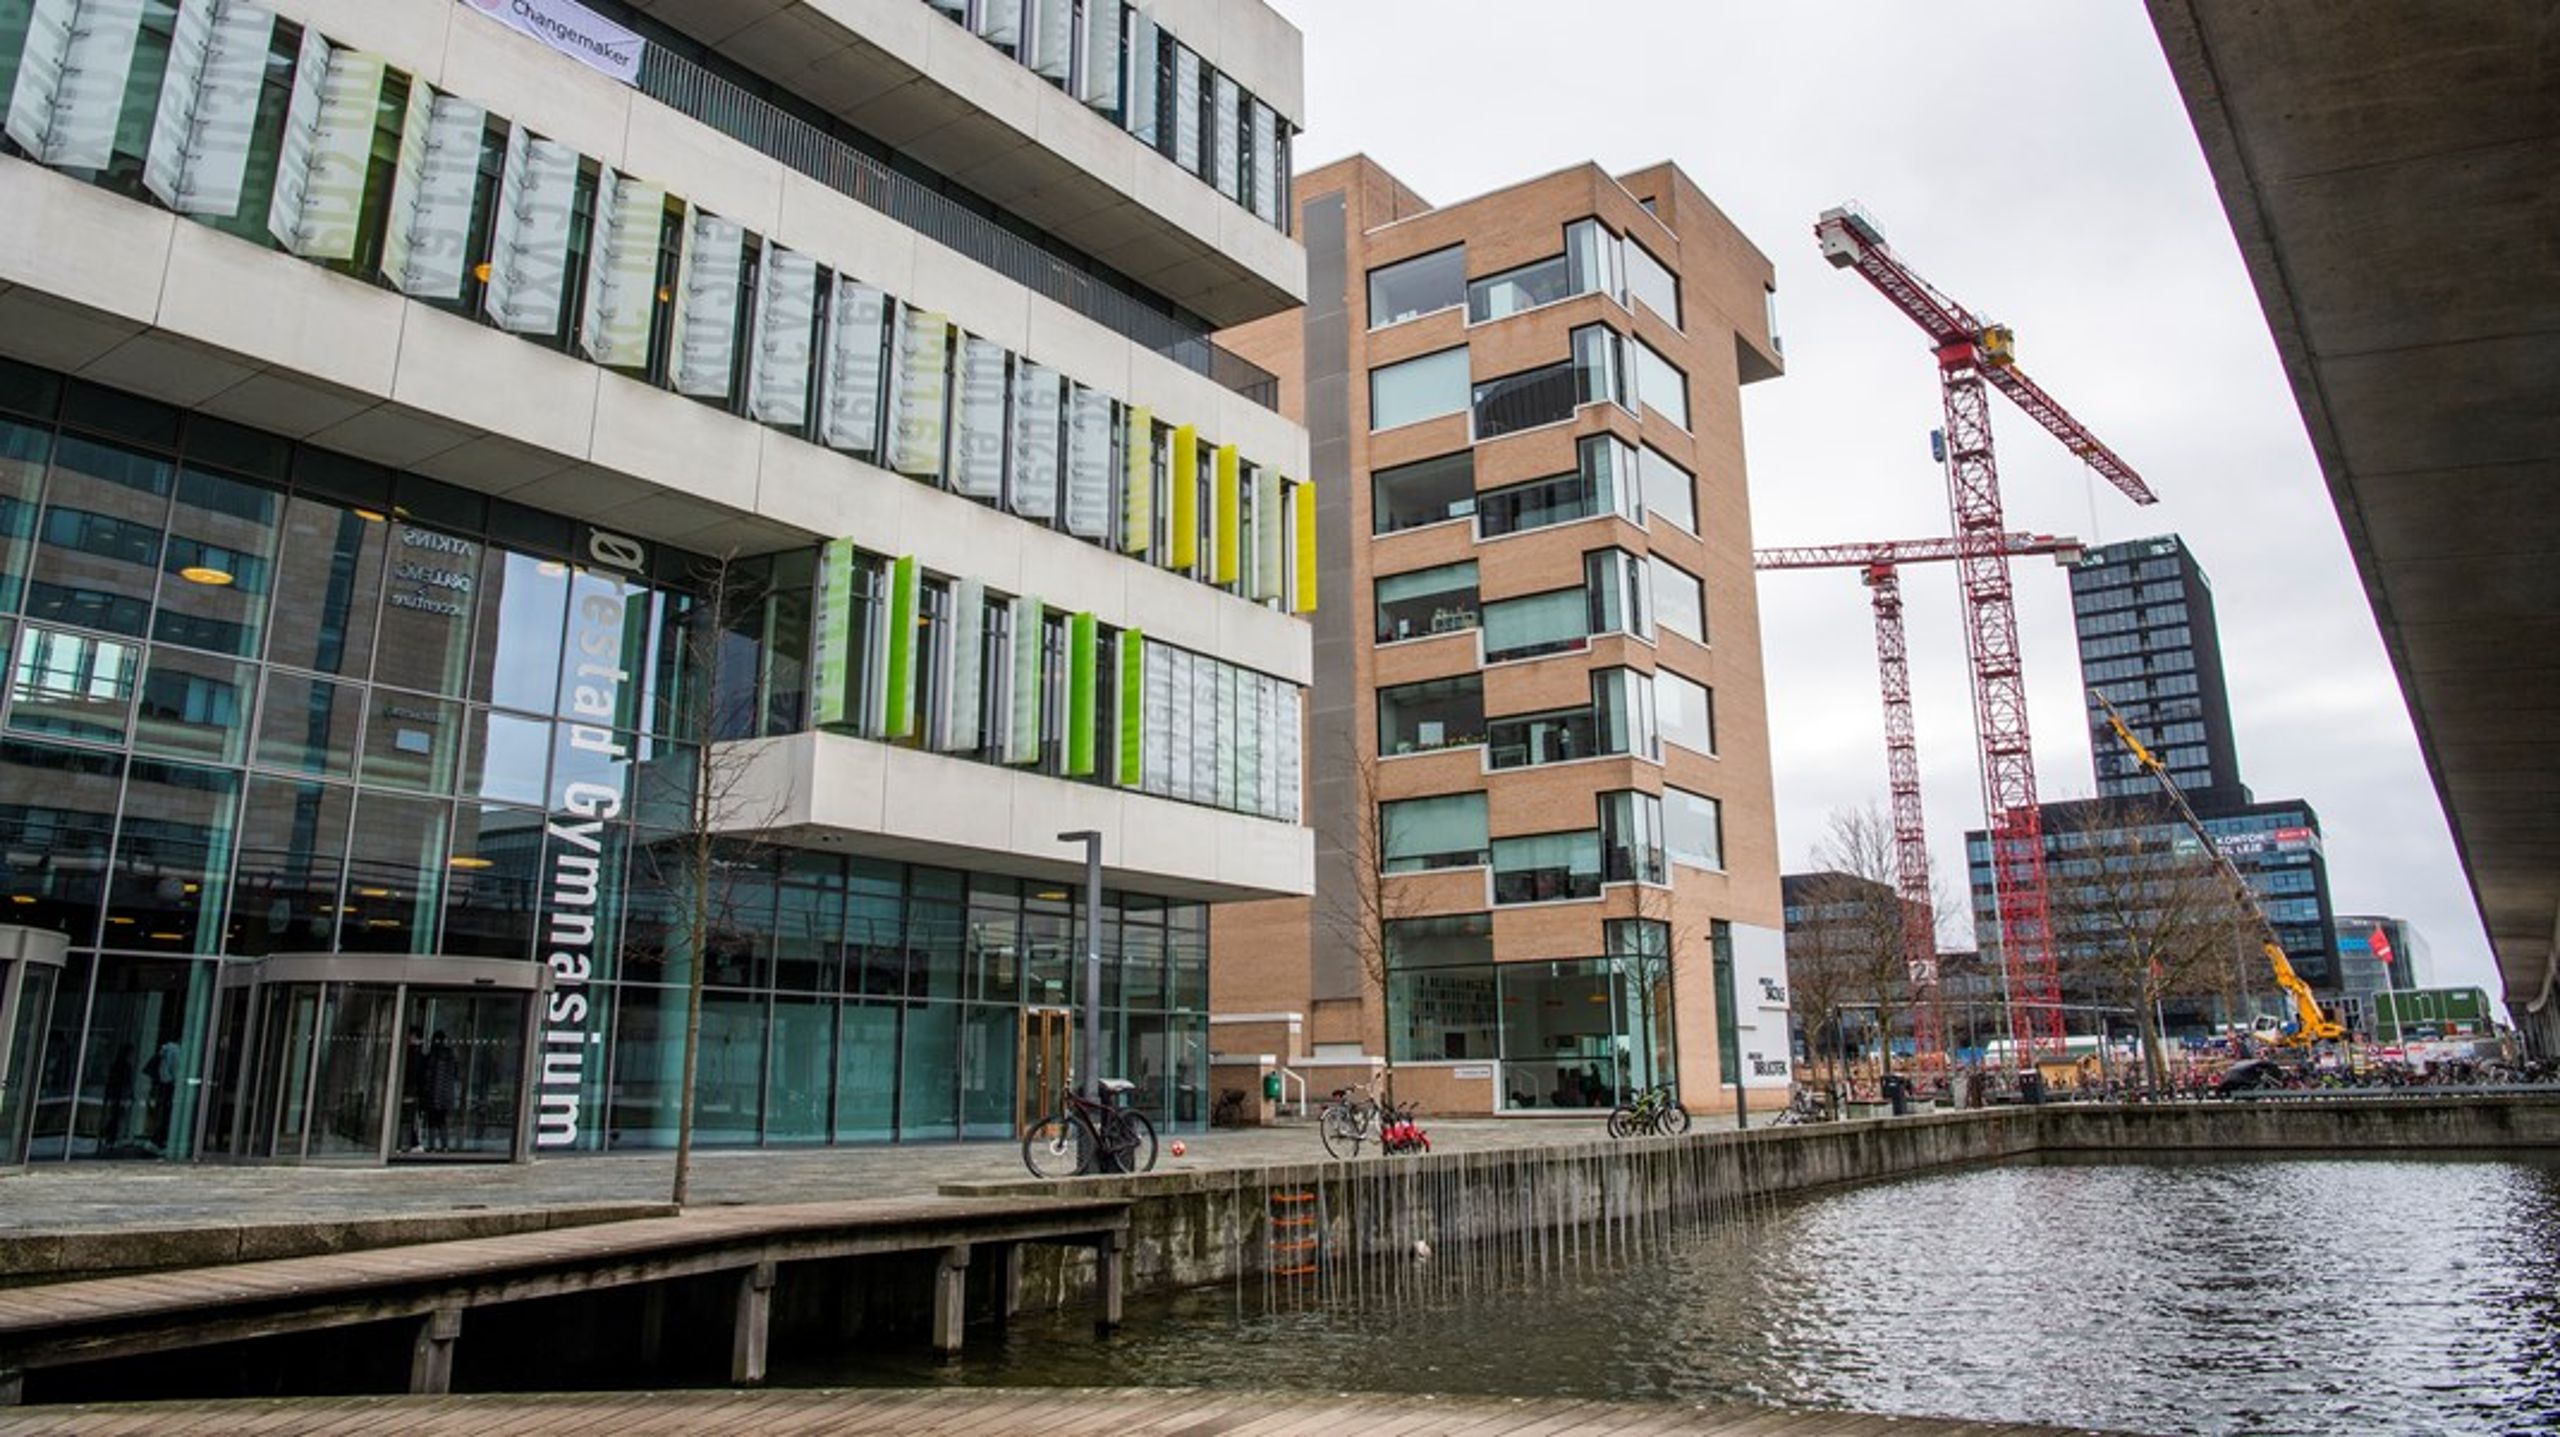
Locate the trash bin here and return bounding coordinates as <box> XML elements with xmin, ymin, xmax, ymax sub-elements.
<box><xmin>2018</xmin><ymin>1071</ymin><xmax>2047</xmax><ymax>1106</ymax></box>
<box><xmin>1883</xmin><ymin>1073</ymin><xmax>1911</xmax><ymax>1117</ymax></box>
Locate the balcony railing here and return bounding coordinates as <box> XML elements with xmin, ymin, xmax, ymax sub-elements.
<box><xmin>636</xmin><ymin>49</ymin><xmax>1280</xmax><ymax>411</ymax></box>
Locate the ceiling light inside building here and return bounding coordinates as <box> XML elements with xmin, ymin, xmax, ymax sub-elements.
<box><xmin>178</xmin><ymin>565</ymin><xmax>234</xmax><ymax>586</ymax></box>
<box><xmin>448</xmin><ymin>855</ymin><xmax>495</xmax><ymax>870</ymax></box>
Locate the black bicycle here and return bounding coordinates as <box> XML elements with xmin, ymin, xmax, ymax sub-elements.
<box><xmin>1606</xmin><ymin>1083</ymin><xmax>1691</xmax><ymax>1138</ymax></box>
<box><xmin>1023</xmin><ymin>1078</ymin><xmax>1160</xmax><ymax>1178</ymax></box>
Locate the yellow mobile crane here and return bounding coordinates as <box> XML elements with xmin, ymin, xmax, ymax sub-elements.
<box><xmin>2091</xmin><ymin>691</ymin><xmax>2344</xmax><ymax>1048</ymax></box>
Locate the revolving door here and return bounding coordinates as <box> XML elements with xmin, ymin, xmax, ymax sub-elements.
<box><xmin>0</xmin><ymin>925</ymin><xmax>70</xmax><ymax>1167</ymax></box>
<box><xmin>203</xmin><ymin>955</ymin><xmax>541</xmax><ymax>1165</ymax></box>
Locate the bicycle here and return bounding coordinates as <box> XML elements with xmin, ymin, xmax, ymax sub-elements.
<box><xmin>1317</xmin><ymin>1077</ymin><xmax>1387</xmax><ymax>1160</ymax></box>
<box><xmin>1022</xmin><ymin>1077</ymin><xmax>1160</xmax><ymax>1178</ymax></box>
<box><xmin>1606</xmin><ymin>1083</ymin><xmax>1691</xmax><ymax>1138</ymax></box>
<box><xmin>1770</xmin><ymin>1088</ymin><xmax>1828</xmax><ymax>1126</ymax></box>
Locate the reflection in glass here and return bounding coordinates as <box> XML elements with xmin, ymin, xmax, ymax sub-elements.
<box><xmin>359</xmin><ymin>690</ymin><xmax>463</xmax><ymax>794</ymax></box>
<box><xmin>472</xmin><ymin>550</ymin><xmax>568</xmax><ymax>714</ymax></box>
<box><xmin>229</xmin><ymin>777</ymin><xmax>352</xmax><ymax>957</ymax></box>
<box><xmin>107</xmin><ymin>759</ymin><xmax>239</xmax><ymax>955</ymax></box>
<box><xmin>340</xmin><ymin>791</ymin><xmax>447</xmax><ymax>952</ymax></box>
<box><xmin>0</xmin><ymin>739</ymin><xmax>121</xmax><ymax>943</ymax></box>
<box><xmin>463</xmin><ymin>710</ymin><xmax>552</xmax><ymax>806</ymax></box>
<box><xmin>401</xmin><ymin>990</ymin><xmax>529</xmax><ymax>1158</ymax></box>
<box><xmin>264</xmin><ymin>496</ymin><xmax>384</xmax><ymax>677</ymax></box>
<box><xmin>0</xmin><ymin>418</ymin><xmax>50</xmax><ymax>615</ymax></box>
<box><xmin>1492</xmin><ymin>831</ymin><xmax>1602</xmax><ymax>904</ymax></box>
<box><xmin>899</xmin><ymin>1000</ymin><xmax>958</xmax><ymax>1139</ymax></box>
<box><xmin>1367</xmin><ymin>245</ymin><xmax>1466</xmax><ymax>327</ymax></box>
<box><xmin>767</xmin><ymin>994</ymin><xmax>834</xmax><ymax>1144</ymax></box>
<box><xmin>1374</xmin><ymin>561</ymin><xmax>1479</xmax><ymax>644</ymax></box>
<box><xmin>132</xmin><ymin>646</ymin><xmax>253</xmax><ymax>764</ymax></box>
<box><xmin>835</xmin><ymin>1001</ymin><xmax>899</xmax><ymax>1142</ymax></box>
<box><xmin>24</xmin><ymin>435</ymin><xmax>172</xmax><ymax>638</ymax></box>
<box><xmin>958</xmin><ymin>1005</ymin><xmax>1014</xmax><ymax>1139</ymax></box>
<box><xmin>254</xmin><ymin>670</ymin><xmax>361</xmax><ymax>778</ymax></box>
<box><xmin>8</xmin><ymin>625</ymin><xmax>139</xmax><ymax>743</ymax></box>
<box><xmin>75</xmin><ymin>956</ymin><xmax>218</xmax><ymax>1158</ymax></box>
<box><xmin>695</xmin><ymin>991</ymin><xmax>766</xmax><ymax>1144</ymax></box>
<box><xmin>442</xmin><ymin>804</ymin><xmax>545</xmax><ymax>959</ymax></box>
<box><xmin>372</xmin><ymin>523</ymin><xmax>482</xmax><ymax>696</ymax></box>
<box><xmin>607</xmin><ymin>983</ymin><xmax>685</xmax><ymax>1146</ymax></box>
<box><xmin>156</xmin><ymin>467</ymin><xmax>281</xmax><ymax>657</ymax></box>
<box><xmin>307</xmin><ymin>983</ymin><xmax>397</xmax><ymax>1159</ymax></box>
<box><xmin>1371</xmin><ymin>450</ymin><xmax>1475</xmax><ymax>534</ymax></box>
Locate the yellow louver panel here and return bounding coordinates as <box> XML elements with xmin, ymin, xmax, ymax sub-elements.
<box><xmin>1213</xmin><ymin>444</ymin><xmax>1241</xmax><ymax>585</ymax></box>
<box><xmin>1293</xmin><ymin>480</ymin><xmax>1318</xmax><ymax>614</ymax></box>
<box><xmin>1170</xmin><ymin>424</ymin><xmax>1199</xmax><ymax>571</ymax></box>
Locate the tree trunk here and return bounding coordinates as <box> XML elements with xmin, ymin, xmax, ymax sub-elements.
<box><xmin>672</xmin><ymin>827</ymin><xmax>712</xmax><ymax>1208</ymax></box>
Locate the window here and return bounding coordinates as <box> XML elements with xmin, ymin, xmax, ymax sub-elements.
<box><xmin>1476</xmin><ymin>435</ymin><xmax>1640</xmax><ymax>539</ymax></box>
<box><xmin>1379</xmin><ymin>675</ymin><xmax>1483</xmax><ymax>755</ymax></box>
<box><xmin>1381</xmin><ymin>792</ymin><xmax>1489</xmax><ymax>873</ymax></box>
<box><xmin>1666</xmin><ymin>788</ymin><xmax>1723</xmax><ymax>870</ymax></box>
<box><xmin>1600</xmin><ymin>790</ymin><xmax>1666</xmax><ymax>885</ymax></box>
<box><xmin>1372</xmin><ymin>451</ymin><xmax>1474</xmax><ymax>533</ymax></box>
<box><xmin>1471</xmin><ymin>360</ymin><xmax>1576</xmax><ymax>440</ymax></box>
<box><xmin>1639</xmin><ymin>446</ymin><xmax>1695</xmax><ymax>532</ymax></box>
<box><xmin>1493</xmin><ymin>831</ymin><xmax>1601</xmax><ymax>904</ymax></box>
<box><xmin>1595</xmin><ymin>668</ymin><xmax>1658</xmax><ymax>760</ymax></box>
<box><xmin>1566</xmin><ymin>218</ymin><xmax>1621</xmax><ymax>304</ymax></box>
<box><xmin>1573</xmin><ymin>325</ymin><xmax>1627</xmax><ymax>410</ymax></box>
<box><xmin>1385</xmin><ymin>914</ymin><xmax>1498</xmax><ymax>1061</ymax></box>
<box><xmin>1467</xmin><ymin>254</ymin><xmax>1571</xmax><ymax>323</ymax></box>
<box><xmin>1487</xmin><ymin>706</ymin><xmax>1595</xmax><ymax>770</ymax></box>
<box><xmin>1368</xmin><ymin>246</ymin><xmax>1466</xmax><ymax>327</ymax></box>
<box><xmin>1651</xmin><ymin>557</ymin><xmax>1706</xmax><ymax>642</ymax></box>
<box><xmin>1586</xmin><ymin>550</ymin><xmax>1651</xmax><ymax>641</ymax></box>
<box><xmin>1631</xmin><ymin>338</ymin><xmax>1689</xmax><ymax>429</ymax></box>
<box><xmin>1375</xmin><ymin>561</ymin><xmax>1478</xmax><ymax>644</ymax></box>
<box><xmin>1659</xmin><ymin>671</ymin><xmax>1714</xmax><ymax>754</ymax></box>
<box><xmin>1481</xmin><ymin>589</ymin><xmax>1586</xmax><ymax>663</ymax></box>
<box><xmin>1625</xmin><ymin>239</ymin><xmax>1680</xmax><ymax>327</ymax></box>
<box><xmin>1369</xmin><ymin>349</ymin><xmax>1470</xmax><ymax>431</ymax></box>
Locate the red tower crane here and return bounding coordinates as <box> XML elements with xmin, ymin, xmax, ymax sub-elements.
<box><xmin>1815</xmin><ymin>205</ymin><xmax>2158</xmax><ymax>1062</ymax></box>
<box><xmin>1757</xmin><ymin>532</ymin><xmax>2084</xmax><ymax>1064</ymax></box>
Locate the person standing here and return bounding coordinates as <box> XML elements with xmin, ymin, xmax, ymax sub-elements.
<box><xmin>401</xmin><ymin>1029</ymin><xmax>427</xmax><ymax>1153</ymax></box>
<box><xmin>422</xmin><ymin>1031</ymin><xmax>461</xmax><ymax>1153</ymax></box>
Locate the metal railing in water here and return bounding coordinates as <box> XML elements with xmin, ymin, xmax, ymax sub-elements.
<box><xmin>637</xmin><ymin>50</ymin><xmax>1281</xmax><ymax>411</ymax></box>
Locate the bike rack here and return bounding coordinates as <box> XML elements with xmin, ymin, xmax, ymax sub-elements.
<box><xmin>1275</xmin><ymin>1067</ymin><xmax>1309</xmax><ymax>1118</ymax></box>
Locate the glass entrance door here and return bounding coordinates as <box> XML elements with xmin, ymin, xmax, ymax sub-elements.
<box><xmin>1017</xmin><ymin>1007</ymin><xmax>1072</xmax><ymax>1135</ymax></box>
<box><xmin>395</xmin><ymin>991</ymin><xmax>528</xmax><ymax>1160</ymax></box>
<box><xmin>1</xmin><ymin>955</ymin><xmax>63</xmax><ymax>1166</ymax></box>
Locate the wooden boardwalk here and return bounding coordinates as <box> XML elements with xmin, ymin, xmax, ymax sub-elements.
<box><xmin>0</xmin><ymin>1386</ymin><xmax>2130</xmax><ymax>1434</ymax></box>
<box><xmin>0</xmin><ymin>1197</ymin><xmax>1130</xmax><ymax>1402</ymax></box>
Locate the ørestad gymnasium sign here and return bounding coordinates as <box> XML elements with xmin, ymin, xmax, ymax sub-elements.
<box><xmin>463</xmin><ymin>0</ymin><xmax>645</xmax><ymax>85</ymax></box>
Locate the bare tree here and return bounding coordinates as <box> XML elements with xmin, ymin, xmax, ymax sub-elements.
<box><xmin>1318</xmin><ymin>750</ymin><xmax>1414</xmax><ymax>1100</ymax></box>
<box><xmin>1807</xmin><ymin>805</ymin><xmax>1918</xmax><ymax>1089</ymax></box>
<box><xmin>630</xmin><ymin>549</ymin><xmax>794</xmax><ymax>1208</ymax></box>
<box><xmin>2048</xmin><ymin>799</ymin><xmax>2257</xmax><ymax>1088</ymax></box>
<box><xmin>1626</xmin><ymin>879</ymin><xmax>1699</xmax><ymax>1110</ymax></box>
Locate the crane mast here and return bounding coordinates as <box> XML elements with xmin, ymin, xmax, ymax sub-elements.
<box><xmin>1816</xmin><ymin>204</ymin><xmax>2158</xmax><ymax>1063</ymax></box>
<box><xmin>1758</xmin><ymin>531</ymin><xmax>2083</xmax><ymax>1067</ymax></box>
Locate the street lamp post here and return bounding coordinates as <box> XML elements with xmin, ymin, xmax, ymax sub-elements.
<box><xmin>1058</xmin><ymin>830</ymin><xmax>1104</xmax><ymax>1103</ymax></box>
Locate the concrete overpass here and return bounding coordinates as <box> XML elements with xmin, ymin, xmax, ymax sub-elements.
<box><xmin>2146</xmin><ymin>2</ymin><xmax>2560</xmax><ymax>1054</ymax></box>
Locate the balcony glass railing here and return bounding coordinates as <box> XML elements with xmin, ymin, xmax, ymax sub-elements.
<box><xmin>636</xmin><ymin>49</ymin><xmax>1279</xmax><ymax>410</ymax></box>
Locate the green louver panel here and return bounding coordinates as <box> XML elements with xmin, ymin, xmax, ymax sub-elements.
<box><xmin>883</xmin><ymin>554</ymin><xmax>920</xmax><ymax>737</ymax></box>
<box><xmin>813</xmin><ymin>538</ymin><xmax>859</xmax><ymax>727</ymax></box>
<box><xmin>1066</xmin><ymin>611</ymin><xmax>1099</xmax><ymax>777</ymax></box>
<box><xmin>1007</xmin><ymin>594</ymin><xmax>1043</xmax><ymax>764</ymax></box>
<box><xmin>1116</xmin><ymin>630</ymin><xmax>1145</xmax><ymax>786</ymax></box>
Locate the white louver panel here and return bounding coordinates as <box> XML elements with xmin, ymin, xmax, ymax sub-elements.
<box><xmin>142</xmin><ymin>0</ymin><xmax>275</xmax><ymax>216</ymax></box>
<box><xmin>1063</xmin><ymin>385</ymin><xmax>1112</xmax><ymax>540</ymax></box>
<box><xmin>6</xmin><ymin>0</ymin><xmax>147</xmax><ymax>170</ymax></box>
<box><xmin>1142</xmin><ymin>644</ymin><xmax>1173</xmax><ymax>793</ymax></box>
<box><xmin>1170</xmin><ymin>44</ymin><xmax>1200</xmax><ymax>174</ymax></box>
<box><xmin>1077</xmin><ymin>0</ymin><xmax>1120</xmax><ymax>110</ymax></box>
<box><xmin>1253</xmin><ymin>468</ymin><xmax>1283</xmax><ymax>601</ymax></box>
<box><xmin>820</xmin><ymin>278</ymin><xmax>888</xmax><ymax>455</ymax></box>
<box><xmin>748</xmin><ymin>245</ymin><xmax>819</xmax><ymax>426</ymax></box>
<box><xmin>888</xmin><ymin>308</ymin><xmax>949</xmax><ymax>477</ymax></box>
<box><xmin>944</xmin><ymin>577</ymin><xmax>985</xmax><ymax>753</ymax></box>
<box><xmin>1167</xmin><ymin>649</ymin><xmax>1196</xmax><ymax>802</ymax></box>
<box><xmin>671</xmin><ymin>212</ymin><xmax>744</xmax><ymax>398</ymax></box>
<box><xmin>972</xmin><ymin>0</ymin><xmax>1019</xmax><ymax>47</ymax></box>
<box><xmin>579</xmin><ymin>169</ymin><xmax>665</xmax><ymax>367</ymax></box>
<box><xmin>1123</xmin><ymin>10</ymin><xmax>1157</xmax><ymax>143</ymax></box>
<box><xmin>1210</xmin><ymin>71</ymin><xmax>1239</xmax><ymax>200</ymax></box>
<box><xmin>1249</xmin><ymin>99</ymin><xmax>1279</xmax><ymax>226</ymax></box>
<box><xmin>1025</xmin><ymin>0</ymin><xmax>1071</xmax><ymax>80</ymax></box>
<box><xmin>480</xmin><ymin>124</ymin><xmax>579</xmax><ymax>333</ymax></box>
<box><xmin>267</xmin><ymin>30</ymin><xmax>384</xmax><ymax>261</ymax></box>
<box><xmin>1276</xmin><ymin>681</ymin><xmax>1301</xmax><ymax>821</ymax></box>
<box><xmin>1008</xmin><ymin>363</ymin><xmax>1061</xmax><ymax>521</ymax></box>
<box><xmin>951</xmin><ymin>335</ymin><xmax>1008</xmax><ymax>500</ymax></box>
<box><xmin>1005</xmin><ymin>594</ymin><xmax>1042</xmax><ymax>765</ymax></box>
<box><xmin>381</xmin><ymin>89</ymin><xmax>483</xmax><ymax>300</ymax></box>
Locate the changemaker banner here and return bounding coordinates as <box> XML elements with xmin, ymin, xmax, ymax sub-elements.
<box><xmin>459</xmin><ymin>0</ymin><xmax>644</xmax><ymax>86</ymax></box>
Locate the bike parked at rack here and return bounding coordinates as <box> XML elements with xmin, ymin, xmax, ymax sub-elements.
<box><xmin>1023</xmin><ymin>1078</ymin><xmax>1159</xmax><ymax>1178</ymax></box>
<box><xmin>1606</xmin><ymin>1083</ymin><xmax>1691</xmax><ymax>1138</ymax></box>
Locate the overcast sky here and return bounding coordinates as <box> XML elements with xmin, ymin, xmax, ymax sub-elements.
<box><xmin>1267</xmin><ymin>0</ymin><xmax>2501</xmax><ymax>1006</ymax></box>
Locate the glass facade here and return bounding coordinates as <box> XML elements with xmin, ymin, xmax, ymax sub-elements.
<box><xmin>0</xmin><ymin>362</ymin><xmax>1214</xmax><ymax>1161</ymax></box>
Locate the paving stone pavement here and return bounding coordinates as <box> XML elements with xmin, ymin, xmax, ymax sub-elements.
<box><xmin>0</xmin><ymin>1113</ymin><xmax>1744</xmax><ymax>1236</ymax></box>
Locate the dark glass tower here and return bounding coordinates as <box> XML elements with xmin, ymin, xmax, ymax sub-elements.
<box><xmin>2071</xmin><ymin>535</ymin><xmax>2250</xmax><ymax>813</ymax></box>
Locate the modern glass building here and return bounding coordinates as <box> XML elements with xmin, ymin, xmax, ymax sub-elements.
<box><xmin>0</xmin><ymin>0</ymin><xmax>1315</xmax><ymax>1163</ymax></box>
<box><xmin>2074</xmin><ymin>535</ymin><xmax>2249</xmax><ymax>814</ymax></box>
<box><xmin>1207</xmin><ymin>156</ymin><xmax>1793</xmax><ymax>1118</ymax></box>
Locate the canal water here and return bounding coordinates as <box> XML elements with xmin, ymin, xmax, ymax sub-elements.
<box><xmin>810</xmin><ymin>1154</ymin><xmax>2560</xmax><ymax>1436</ymax></box>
